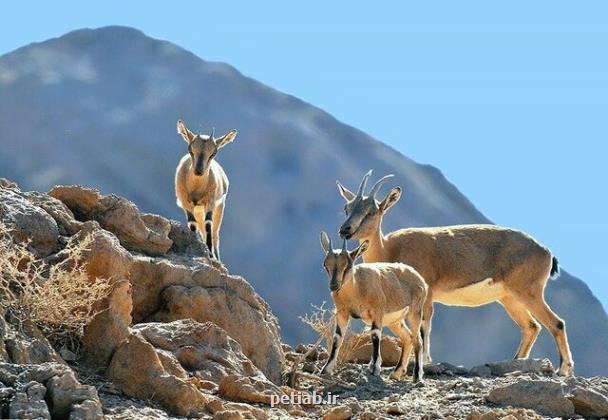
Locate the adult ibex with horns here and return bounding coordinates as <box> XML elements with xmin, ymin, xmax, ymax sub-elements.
<box><xmin>335</xmin><ymin>170</ymin><xmax>574</xmax><ymax>375</ymax></box>
<box><xmin>175</xmin><ymin>119</ymin><xmax>237</xmax><ymax>260</ymax></box>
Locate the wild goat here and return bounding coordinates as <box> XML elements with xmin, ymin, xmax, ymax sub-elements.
<box><xmin>319</xmin><ymin>232</ymin><xmax>428</xmax><ymax>382</ymax></box>
<box><xmin>336</xmin><ymin>171</ymin><xmax>574</xmax><ymax>376</ymax></box>
<box><xmin>175</xmin><ymin>119</ymin><xmax>237</xmax><ymax>260</ymax></box>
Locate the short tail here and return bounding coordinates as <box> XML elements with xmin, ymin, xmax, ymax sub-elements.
<box><xmin>550</xmin><ymin>255</ymin><xmax>560</xmax><ymax>280</ymax></box>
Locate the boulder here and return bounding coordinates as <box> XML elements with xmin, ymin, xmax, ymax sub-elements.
<box><xmin>0</xmin><ymin>186</ymin><xmax>60</xmax><ymax>257</ymax></box>
<box><xmin>486</xmin><ymin>380</ymin><xmax>575</xmax><ymax>417</ymax></box>
<box><xmin>0</xmin><ymin>362</ymin><xmax>102</xmax><ymax>420</ymax></box>
<box><xmin>107</xmin><ymin>330</ymin><xmax>208</xmax><ymax>417</ymax></box>
<box><xmin>49</xmin><ymin>185</ymin><xmax>173</xmax><ymax>256</ymax></box>
<box><xmin>567</xmin><ymin>386</ymin><xmax>608</xmax><ymax>418</ymax></box>
<box><xmin>82</xmin><ymin>280</ymin><xmax>132</xmax><ymax>367</ymax></box>
<box><xmin>147</xmin><ymin>279</ymin><xmax>284</xmax><ymax>384</ymax></box>
<box><xmin>471</xmin><ymin>358</ymin><xmax>554</xmax><ymax>377</ymax></box>
<box><xmin>1</xmin><ymin>312</ymin><xmax>63</xmax><ymax>365</ymax></box>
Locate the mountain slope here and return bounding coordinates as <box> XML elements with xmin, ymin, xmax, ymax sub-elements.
<box><xmin>1</xmin><ymin>26</ymin><xmax>606</xmax><ymax>376</ymax></box>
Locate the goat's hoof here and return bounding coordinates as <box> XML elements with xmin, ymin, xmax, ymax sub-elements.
<box><xmin>413</xmin><ymin>378</ymin><xmax>425</xmax><ymax>386</ymax></box>
<box><xmin>557</xmin><ymin>364</ymin><xmax>574</xmax><ymax>376</ymax></box>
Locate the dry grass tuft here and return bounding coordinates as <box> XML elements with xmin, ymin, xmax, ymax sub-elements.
<box><xmin>0</xmin><ymin>222</ymin><xmax>112</xmax><ymax>356</ymax></box>
<box><xmin>299</xmin><ymin>302</ymin><xmax>365</xmax><ymax>363</ymax></box>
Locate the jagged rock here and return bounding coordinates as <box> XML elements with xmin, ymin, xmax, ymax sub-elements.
<box><xmin>0</xmin><ymin>363</ymin><xmax>102</xmax><ymax>419</ymax></box>
<box><xmin>107</xmin><ymin>330</ymin><xmax>208</xmax><ymax>417</ymax></box>
<box><xmin>82</xmin><ymin>280</ymin><xmax>132</xmax><ymax>366</ymax></box>
<box><xmin>46</xmin><ymin>370</ymin><xmax>103</xmax><ymax>419</ymax></box>
<box><xmin>8</xmin><ymin>381</ymin><xmax>50</xmax><ymax>420</ymax></box>
<box><xmin>49</xmin><ymin>185</ymin><xmax>173</xmax><ymax>256</ymax></box>
<box><xmin>206</xmin><ymin>396</ymin><xmax>269</xmax><ymax>420</ymax></box>
<box><xmin>486</xmin><ymin>380</ymin><xmax>575</xmax><ymax>417</ymax></box>
<box><xmin>567</xmin><ymin>386</ymin><xmax>608</xmax><ymax>418</ymax></box>
<box><xmin>0</xmin><ymin>186</ymin><xmax>60</xmax><ymax>257</ymax></box>
<box><xmin>47</xmin><ymin>185</ymin><xmax>283</xmax><ymax>382</ymax></box>
<box><xmin>471</xmin><ymin>358</ymin><xmax>554</xmax><ymax>377</ymax></box>
<box><xmin>1</xmin><ymin>312</ymin><xmax>63</xmax><ymax>365</ymax></box>
<box><xmin>386</xmin><ymin>401</ymin><xmax>407</xmax><ymax>415</ymax></box>
<box><xmin>145</xmin><ymin>276</ymin><xmax>284</xmax><ymax>384</ymax></box>
<box><xmin>219</xmin><ymin>375</ymin><xmax>282</xmax><ymax>405</ymax></box>
<box><xmin>323</xmin><ymin>404</ymin><xmax>353</xmax><ymax>420</ymax></box>
<box><xmin>466</xmin><ymin>408</ymin><xmax>542</xmax><ymax>420</ymax></box>
<box><xmin>423</xmin><ymin>362</ymin><xmax>469</xmax><ymax>376</ymax></box>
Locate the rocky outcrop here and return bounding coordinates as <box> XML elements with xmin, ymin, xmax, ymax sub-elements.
<box><xmin>45</xmin><ymin>185</ymin><xmax>284</xmax><ymax>384</ymax></box>
<box><xmin>0</xmin><ymin>363</ymin><xmax>102</xmax><ymax>419</ymax></box>
<box><xmin>0</xmin><ymin>312</ymin><xmax>63</xmax><ymax>365</ymax></box>
<box><xmin>1</xmin><ymin>181</ymin><xmax>286</xmax><ymax>417</ymax></box>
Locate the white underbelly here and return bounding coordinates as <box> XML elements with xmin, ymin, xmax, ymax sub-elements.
<box><xmin>434</xmin><ymin>278</ymin><xmax>506</xmax><ymax>307</ymax></box>
<box><xmin>359</xmin><ymin>307</ymin><xmax>409</xmax><ymax>327</ymax></box>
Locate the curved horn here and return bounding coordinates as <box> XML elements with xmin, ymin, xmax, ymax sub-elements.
<box><xmin>369</xmin><ymin>174</ymin><xmax>394</xmax><ymax>199</ymax></box>
<box><xmin>357</xmin><ymin>170</ymin><xmax>373</xmax><ymax>197</ymax></box>
<box><xmin>210</xmin><ymin>127</ymin><xmax>216</xmax><ymax>139</ymax></box>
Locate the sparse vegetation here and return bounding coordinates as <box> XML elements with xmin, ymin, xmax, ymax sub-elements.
<box><xmin>299</xmin><ymin>301</ymin><xmax>366</xmax><ymax>363</ymax></box>
<box><xmin>0</xmin><ymin>222</ymin><xmax>111</xmax><ymax>355</ymax></box>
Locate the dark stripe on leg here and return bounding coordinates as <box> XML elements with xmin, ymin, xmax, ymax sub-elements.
<box><xmin>371</xmin><ymin>322</ymin><xmax>380</xmax><ymax>368</ymax></box>
<box><xmin>204</xmin><ymin>211</ymin><xmax>213</xmax><ymax>255</ymax></box>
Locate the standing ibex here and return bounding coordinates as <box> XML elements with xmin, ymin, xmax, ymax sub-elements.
<box><xmin>335</xmin><ymin>170</ymin><xmax>574</xmax><ymax>375</ymax></box>
<box><xmin>319</xmin><ymin>232</ymin><xmax>428</xmax><ymax>382</ymax></box>
<box><xmin>175</xmin><ymin>119</ymin><xmax>237</xmax><ymax>260</ymax></box>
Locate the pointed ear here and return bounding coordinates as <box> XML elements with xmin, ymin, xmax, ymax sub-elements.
<box><xmin>177</xmin><ymin>120</ymin><xmax>195</xmax><ymax>143</ymax></box>
<box><xmin>336</xmin><ymin>181</ymin><xmax>356</xmax><ymax>202</ymax></box>
<box><xmin>350</xmin><ymin>240</ymin><xmax>369</xmax><ymax>261</ymax></box>
<box><xmin>379</xmin><ymin>187</ymin><xmax>402</xmax><ymax>212</ymax></box>
<box><xmin>320</xmin><ymin>231</ymin><xmax>331</xmax><ymax>253</ymax></box>
<box><xmin>215</xmin><ymin>129</ymin><xmax>238</xmax><ymax>149</ymax></box>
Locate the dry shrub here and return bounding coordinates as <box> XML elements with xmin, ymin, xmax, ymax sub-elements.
<box><xmin>0</xmin><ymin>222</ymin><xmax>112</xmax><ymax>355</ymax></box>
<box><xmin>299</xmin><ymin>302</ymin><xmax>366</xmax><ymax>363</ymax></box>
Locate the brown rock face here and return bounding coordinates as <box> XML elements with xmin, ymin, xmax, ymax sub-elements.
<box><xmin>486</xmin><ymin>380</ymin><xmax>575</xmax><ymax>417</ymax></box>
<box><xmin>45</xmin><ymin>184</ymin><xmax>284</xmax><ymax>383</ymax></box>
<box><xmin>107</xmin><ymin>330</ymin><xmax>209</xmax><ymax>417</ymax></box>
<box><xmin>49</xmin><ymin>186</ymin><xmax>173</xmax><ymax>256</ymax></box>
<box><xmin>1</xmin><ymin>181</ymin><xmax>285</xmax><ymax>417</ymax></box>
<box><xmin>107</xmin><ymin>320</ymin><xmax>286</xmax><ymax>416</ymax></box>
<box><xmin>0</xmin><ymin>363</ymin><xmax>102</xmax><ymax>420</ymax></box>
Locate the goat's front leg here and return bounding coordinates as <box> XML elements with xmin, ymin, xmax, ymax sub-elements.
<box><xmin>204</xmin><ymin>210</ymin><xmax>215</xmax><ymax>259</ymax></box>
<box><xmin>184</xmin><ymin>209</ymin><xmax>197</xmax><ymax>232</ymax></box>
<box><xmin>369</xmin><ymin>319</ymin><xmax>383</xmax><ymax>376</ymax></box>
<box><xmin>321</xmin><ymin>311</ymin><xmax>349</xmax><ymax>375</ymax></box>
<box><xmin>193</xmin><ymin>206</ymin><xmax>214</xmax><ymax>259</ymax></box>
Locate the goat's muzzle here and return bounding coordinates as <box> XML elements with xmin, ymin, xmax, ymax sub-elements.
<box><xmin>339</xmin><ymin>226</ymin><xmax>353</xmax><ymax>240</ymax></box>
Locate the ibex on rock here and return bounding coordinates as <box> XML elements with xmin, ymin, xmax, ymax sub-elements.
<box><xmin>175</xmin><ymin>119</ymin><xmax>237</xmax><ymax>260</ymax></box>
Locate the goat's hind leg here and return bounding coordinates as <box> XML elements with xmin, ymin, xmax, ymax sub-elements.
<box><xmin>499</xmin><ymin>295</ymin><xmax>541</xmax><ymax>359</ymax></box>
<box><xmin>388</xmin><ymin>320</ymin><xmax>412</xmax><ymax>380</ymax></box>
<box><xmin>406</xmin><ymin>307</ymin><xmax>424</xmax><ymax>383</ymax></box>
<box><xmin>369</xmin><ymin>320</ymin><xmax>383</xmax><ymax>376</ymax></box>
<box><xmin>523</xmin><ymin>295</ymin><xmax>574</xmax><ymax>376</ymax></box>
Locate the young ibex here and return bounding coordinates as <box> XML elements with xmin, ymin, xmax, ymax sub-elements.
<box><xmin>319</xmin><ymin>232</ymin><xmax>428</xmax><ymax>382</ymax></box>
<box><xmin>336</xmin><ymin>171</ymin><xmax>574</xmax><ymax>376</ymax></box>
<box><xmin>175</xmin><ymin>119</ymin><xmax>237</xmax><ymax>260</ymax></box>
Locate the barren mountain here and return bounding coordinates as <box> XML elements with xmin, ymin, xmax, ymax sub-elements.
<box><xmin>0</xmin><ymin>26</ymin><xmax>607</xmax><ymax>376</ymax></box>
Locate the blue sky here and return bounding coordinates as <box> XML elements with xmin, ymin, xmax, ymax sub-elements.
<box><xmin>1</xmin><ymin>1</ymin><xmax>607</xmax><ymax>309</ymax></box>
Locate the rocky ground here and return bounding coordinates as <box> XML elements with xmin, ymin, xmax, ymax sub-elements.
<box><xmin>1</xmin><ymin>179</ymin><xmax>607</xmax><ymax>419</ymax></box>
